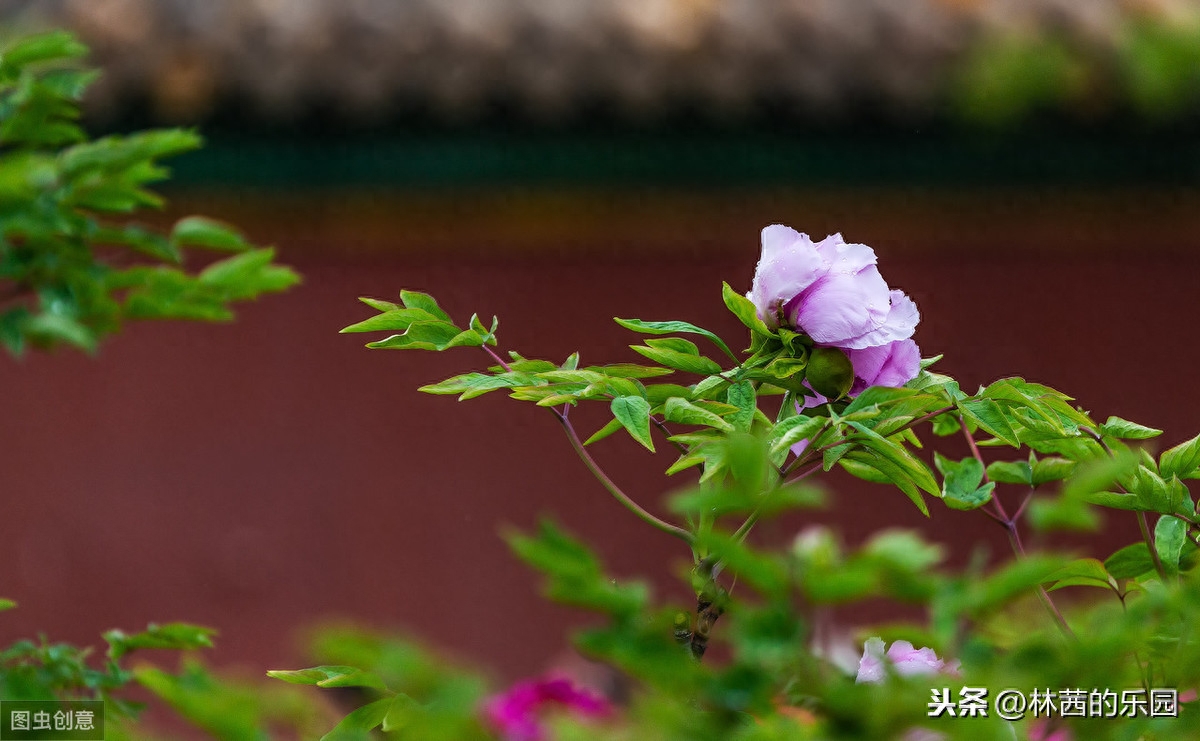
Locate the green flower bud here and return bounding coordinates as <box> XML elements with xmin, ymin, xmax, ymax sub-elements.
<box><xmin>805</xmin><ymin>346</ymin><xmax>854</xmax><ymax>400</ymax></box>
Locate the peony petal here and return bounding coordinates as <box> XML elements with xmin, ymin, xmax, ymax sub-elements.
<box><xmin>846</xmin><ymin>344</ymin><xmax>892</xmax><ymax>389</ymax></box>
<box><xmin>749</xmin><ymin>226</ymin><xmax>826</xmax><ymax>328</ymax></box>
<box><xmin>874</xmin><ymin>339</ymin><xmax>921</xmax><ymax>389</ymax></box>
<box><xmin>840</xmin><ymin>290</ymin><xmax>920</xmax><ymax>349</ymax></box>
<box><xmin>855</xmin><ymin>637</ymin><xmax>888</xmax><ymax>683</ymax></box>
<box><xmin>788</xmin><ymin>269</ymin><xmax>890</xmax><ymax>346</ymax></box>
<box><xmin>814</xmin><ymin>233</ymin><xmax>878</xmax><ymax>275</ymax></box>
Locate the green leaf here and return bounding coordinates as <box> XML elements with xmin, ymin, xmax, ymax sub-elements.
<box><xmin>266</xmin><ymin>666</ymin><xmax>386</xmax><ymax>690</ymax></box>
<box><xmin>957</xmin><ymin>398</ymin><xmax>1020</xmax><ymax>447</ymax></box>
<box><xmin>663</xmin><ymin>397</ymin><xmax>734</xmax><ymax>432</ymax></box>
<box><xmin>1105</xmin><ymin>543</ymin><xmax>1157</xmax><ymax>580</ymax></box>
<box><xmin>22</xmin><ymin>312</ymin><xmax>95</xmax><ymax>351</ymax></box>
<box><xmin>1027</xmin><ymin>496</ymin><xmax>1100</xmax><ymax>532</ymax></box>
<box><xmin>770</xmin><ymin>415</ymin><xmax>826</xmax><ymax>457</ymax></box>
<box><xmin>611</xmin><ymin>395</ymin><xmax>654</xmax><ymax>451</ymax></box>
<box><xmin>1101</xmin><ymin>416</ymin><xmax>1163</xmax><ymax>440</ymax></box>
<box><xmin>1155</xmin><ymin>515</ymin><xmax>1187</xmax><ymax>574</ymax></box>
<box><xmin>721</xmin><ymin>281</ymin><xmax>771</xmax><ymax>335</ymax></box>
<box><xmin>630</xmin><ymin>344</ymin><xmax>723</xmax><ymax>375</ymax></box>
<box><xmin>645</xmin><ymin>383</ymin><xmax>695</xmax><ymax>405</ymax></box>
<box><xmin>399</xmin><ymin>290</ymin><xmax>452</xmax><ymax>323</ymax></box>
<box><xmin>0</xmin><ymin>599</ymin><xmax>16</xmax><ymax>611</ymax></box>
<box><xmin>937</xmin><ymin>456</ymin><xmax>996</xmax><ymax>511</ymax></box>
<box><xmin>1161</xmin><ymin>433</ymin><xmax>1200</xmax><ymax>479</ymax></box>
<box><xmin>987</xmin><ymin>460</ymin><xmax>1033</xmax><ymax>486</ymax></box>
<box><xmin>846</xmin><ymin>421</ymin><xmax>939</xmax><ymax>496</ymax></box>
<box><xmin>727</xmin><ymin>381</ymin><xmax>756</xmax><ymax>433</ymax></box>
<box><xmin>170</xmin><ymin>216</ymin><xmax>250</xmax><ymax>252</ymax></box>
<box><xmin>506</xmin><ymin>520</ymin><xmax>647</xmax><ymax>617</ymax></box>
<box><xmin>104</xmin><ymin>622</ymin><xmax>216</xmax><ymax>661</ymax></box>
<box><xmin>1032</xmin><ymin>456</ymin><xmax>1075</xmax><ymax>485</ymax></box>
<box><xmin>1088</xmin><ymin>548</ymin><xmax>1141</xmax><ymax>587</ymax></box>
<box><xmin>1044</xmin><ymin>558</ymin><xmax>1115</xmax><ymax>592</ymax></box>
<box><xmin>358</xmin><ymin>297</ymin><xmax>401</xmax><ymax>313</ymax></box>
<box><xmin>586</xmin><ymin>363</ymin><xmax>674</xmax><ymax>379</ymax></box>
<box><xmin>198</xmin><ymin>248</ymin><xmax>300</xmax><ymax>300</ymax></box>
<box><xmin>614</xmin><ymin>317</ymin><xmax>736</xmax><ymax>361</ymax></box>
<box><xmin>340</xmin><ymin>308</ymin><xmax>442</xmax><ymax>333</ymax></box>
<box><xmin>693</xmin><ymin>532</ymin><xmax>788</xmax><ymax>596</ymax></box>
<box><xmin>365</xmin><ymin>320</ymin><xmax>477</xmax><ymax>351</ymax></box>
<box><xmin>840</xmin><ymin>448</ymin><xmax>930</xmax><ymax>517</ymax></box>
<box><xmin>584</xmin><ymin>418</ymin><xmax>625</xmax><ymax>446</ymax></box>
<box><xmin>0</xmin><ymin>30</ymin><xmax>89</xmax><ymax>69</ymax></box>
<box><xmin>321</xmin><ymin>697</ymin><xmax>393</xmax><ymax>741</ymax></box>
<box><xmin>418</xmin><ymin>372</ymin><xmax>535</xmax><ymax>400</ymax></box>
<box><xmin>644</xmin><ymin>337</ymin><xmax>699</xmax><ymax>355</ymax></box>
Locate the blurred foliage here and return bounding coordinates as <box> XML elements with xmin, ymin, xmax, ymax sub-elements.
<box><xmin>956</xmin><ymin>14</ymin><xmax>1200</xmax><ymax>126</ymax></box>
<box><xmin>0</xmin><ymin>30</ymin><xmax>298</xmax><ymax>356</ymax></box>
<box><xmin>287</xmin><ymin>284</ymin><xmax>1200</xmax><ymax>740</ymax></box>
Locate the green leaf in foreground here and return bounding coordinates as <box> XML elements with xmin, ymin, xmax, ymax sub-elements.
<box><xmin>105</xmin><ymin>622</ymin><xmax>216</xmax><ymax>661</ymax></box>
<box><xmin>266</xmin><ymin>666</ymin><xmax>386</xmax><ymax>690</ymax></box>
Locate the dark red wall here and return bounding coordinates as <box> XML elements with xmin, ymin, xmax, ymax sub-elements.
<box><xmin>2</xmin><ymin>188</ymin><xmax>1198</xmax><ymax>681</ymax></box>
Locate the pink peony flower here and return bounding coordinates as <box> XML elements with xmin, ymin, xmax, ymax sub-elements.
<box><xmin>482</xmin><ymin>675</ymin><xmax>611</xmax><ymax>741</ymax></box>
<box><xmin>748</xmin><ymin>226</ymin><xmax>919</xmax><ymax>350</ymax></box>
<box><xmin>855</xmin><ymin>638</ymin><xmax>954</xmax><ymax>684</ymax></box>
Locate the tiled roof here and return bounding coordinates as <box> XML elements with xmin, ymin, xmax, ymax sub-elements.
<box><xmin>0</xmin><ymin>0</ymin><xmax>1173</xmax><ymax>123</ymax></box>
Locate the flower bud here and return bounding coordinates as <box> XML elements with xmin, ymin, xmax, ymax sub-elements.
<box><xmin>805</xmin><ymin>346</ymin><xmax>854</xmax><ymax>400</ymax></box>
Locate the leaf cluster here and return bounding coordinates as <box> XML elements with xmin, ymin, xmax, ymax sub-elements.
<box><xmin>0</xmin><ymin>31</ymin><xmax>298</xmax><ymax>355</ymax></box>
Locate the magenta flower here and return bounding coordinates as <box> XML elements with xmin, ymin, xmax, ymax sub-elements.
<box><xmin>482</xmin><ymin>675</ymin><xmax>611</xmax><ymax>741</ymax></box>
<box><xmin>855</xmin><ymin>638</ymin><xmax>954</xmax><ymax>683</ymax></box>
<box><xmin>748</xmin><ymin>226</ymin><xmax>919</xmax><ymax>350</ymax></box>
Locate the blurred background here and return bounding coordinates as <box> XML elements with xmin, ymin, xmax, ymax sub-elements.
<box><xmin>3</xmin><ymin>0</ymin><xmax>1200</xmax><ymax>682</ymax></box>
